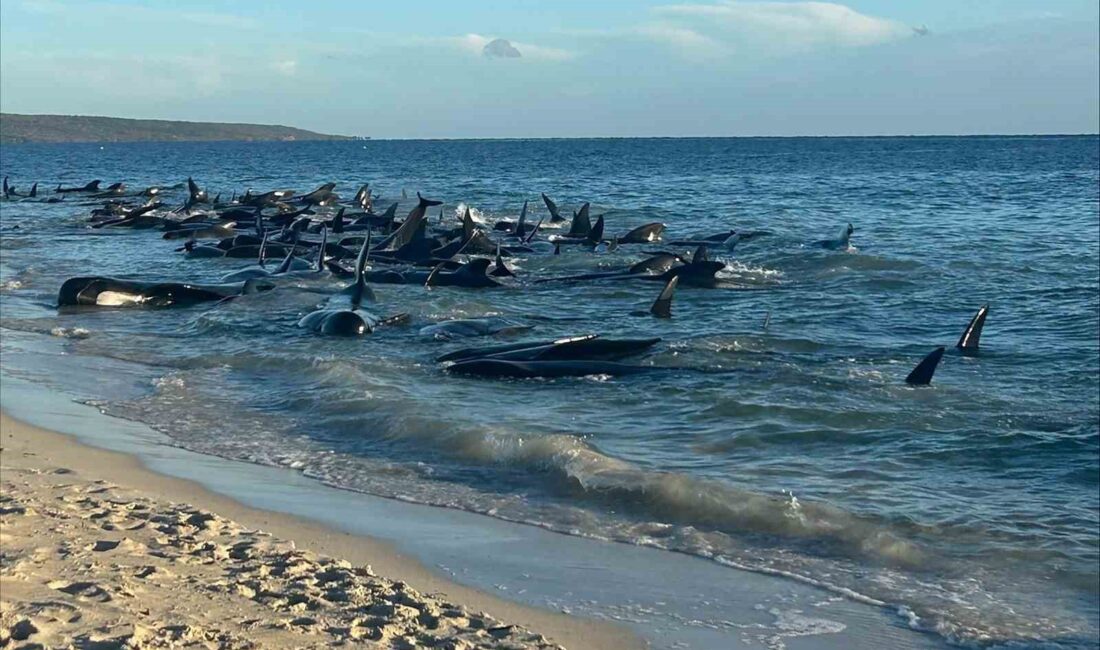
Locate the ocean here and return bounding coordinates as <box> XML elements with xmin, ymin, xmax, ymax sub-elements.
<box><xmin>1</xmin><ymin>136</ymin><xmax>1097</xmax><ymax>648</ymax></box>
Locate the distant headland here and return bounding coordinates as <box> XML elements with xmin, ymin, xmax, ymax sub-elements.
<box><xmin>0</xmin><ymin>113</ymin><xmax>360</xmax><ymax>144</ymax></box>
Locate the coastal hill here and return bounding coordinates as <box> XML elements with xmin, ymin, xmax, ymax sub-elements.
<box><xmin>0</xmin><ymin>113</ymin><xmax>356</xmax><ymax>144</ymax></box>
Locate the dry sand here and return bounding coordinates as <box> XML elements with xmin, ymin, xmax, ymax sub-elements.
<box><xmin>0</xmin><ymin>413</ymin><xmax>640</xmax><ymax>649</ymax></box>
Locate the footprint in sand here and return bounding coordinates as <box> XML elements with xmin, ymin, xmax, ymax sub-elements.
<box><xmin>47</xmin><ymin>580</ymin><xmax>112</xmax><ymax>602</ymax></box>
<box><xmin>86</xmin><ymin>539</ymin><xmax>120</xmax><ymax>552</ymax></box>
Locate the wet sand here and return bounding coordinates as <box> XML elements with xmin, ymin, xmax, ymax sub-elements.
<box><xmin>0</xmin><ymin>412</ymin><xmax>640</xmax><ymax>649</ymax></box>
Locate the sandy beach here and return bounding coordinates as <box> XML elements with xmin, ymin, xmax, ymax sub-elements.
<box><xmin>0</xmin><ymin>412</ymin><xmax>639</xmax><ymax>649</ymax></box>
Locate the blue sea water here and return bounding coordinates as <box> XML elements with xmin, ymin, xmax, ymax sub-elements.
<box><xmin>1</xmin><ymin>136</ymin><xmax>1097</xmax><ymax>647</ymax></box>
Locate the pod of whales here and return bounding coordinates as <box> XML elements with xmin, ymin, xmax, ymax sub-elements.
<box><xmin>42</xmin><ymin>175</ymin><xmax>992</xmax><ymax>385</ymax></box>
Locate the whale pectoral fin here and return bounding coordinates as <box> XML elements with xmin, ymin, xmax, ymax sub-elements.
<box><xmin>905</xmin><ymin>347</ymin><xmax>946</xmax><ymax>385</ymax></box>
<box><xmin>650</xmin><ymin>276</ymin><xmax>679</xmax><ymax>318</ymax></box>
<box><xmin>956</xmin><ymin>305</ymin><xmax>989</xmax><ymax>351</ymax></box>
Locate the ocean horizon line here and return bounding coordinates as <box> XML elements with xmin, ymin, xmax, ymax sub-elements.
<box><xmin>3</xmin><ymin>132</ymin><xmax>1097</xmax><ymax>145</ymax></box>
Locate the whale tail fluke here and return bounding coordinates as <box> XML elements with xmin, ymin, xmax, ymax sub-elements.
<box><xmin>417</xmin><ymin>192</ymin><xmax>444</xmax><ymax>208</ymax></box>
<box><xmin>905</xmin><ymin>347</ymin><xmax>946</xmax><ymax>385</ymax></box>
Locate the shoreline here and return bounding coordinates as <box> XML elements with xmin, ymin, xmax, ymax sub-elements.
<box><xmin>0</xmin><ymin>356</ymin><xmax>949</xmax><ymax>650</ymax></box>
<box><xmin>0</xmin><ymin>409</ymin><xmax>640</xmax><ymax>650</ymax></box>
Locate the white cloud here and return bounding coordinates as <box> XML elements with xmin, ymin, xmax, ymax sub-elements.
<box><xmin>517</xmin><ymin>42</ymin><xmax>576</xmax><ymax>62</ymax></box>
<box><xmin>648</xmin><ymin>1</ymin><xmax>911</xmax><ymax>54</ymax></box>
<box><xmin>633</xmin><ymin>23</ymin><xmax>729</xmax><ymax>58</ymax></box>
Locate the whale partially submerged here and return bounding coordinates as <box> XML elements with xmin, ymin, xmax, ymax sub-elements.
<box><xmin>298</xmin><ymin>232</ymin><xmax>397</xmax><ymax>336</ymax></box>
<box><xmin>58</xmin><ymin>276</ymin><xmax>273</xmax><ymax>308</ymax></box>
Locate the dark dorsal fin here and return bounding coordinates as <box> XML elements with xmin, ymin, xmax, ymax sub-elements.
<box><xmin>425</xmin><ymin>263</ymin><xmax>446</xmax><ymax>288</ymax></box>
<box><xmin>650</xmin><ymin>276</ymin><xmax>679</xmax><ymax>318</ymax></box>
<box><xmin>956</xmin><ymin>305</ymin><xmax>989</xmax><ymax>350</ymax></box>
<box><xmin>516</xmin><ymin>199</ymin><xmax>528</xmax><ymax>236</ymax></box>
<box><xmin>462</xmin><ymin>207</ymin><xmax>475</xmax><ymax>240</ymax></box>
<box><xmin>381</xmin><ymin>202</ymin><xmax>398</xmax><ymax>219</ymax></box>
<box><xmin>492</xmin><ymin>244</ymin><xmax>514</xmax><ymax>277</ymax></box>
<box><xmin>187</xmin><ymin>177</ymin><xmax>201</xmax><ymax>201</ymax></box>
<box><xmin>569</xmin><ymin>202</ymin><xmax>591</xmax><ymax>237</ymax></box>
<box><xmin>541</xmin><ymin>193</ymin><xmax>561</xmax><ymax>221</ymax></box>
<box><xmin>524</xmin><ymin>217</ymin><xmax>543</xmax><ymax>244</ymax></box>
<box><xmin>354</xmin><ymin>183</ymin><xmax>370</xmax><ymax>208</ymax></box>
<box><xmin>83</xmin><ymin>179</ymin><xmax>101</xmax><ymax>192</ymax></box>
<box><xmin>586</xmin><ymin>214</ymin><xmax>605</xmax><ymax>245</ymax></box>
<box><xmin>350</xmin><ymin>229</ymin><xmax>373</xmax><ymax>307</ymax></box>
<box><xmin>554</xmin><ymin>243</ymin><xmax>561</xmax><ymax>255</ymax></box>
<box><xmin>274</xmin><ymin>246</ymin><xmax>296</xmax><ymax>274</ymax></box>
<box><xmin>692</xmin><ymin>245</ymin><xmax>709</xmax><ymax>264</ymax></box>
<box><xmin>355</xmin><ymin>229</ymin><xmax>372</xmax><ymax>283</ymax></box>
<box><xmin>333</xmin><ymin>208</ymin><xmax>345</xmax><ymax>234</ymax></box>
<box><xmin>905</xmin><ymin>347</ymin><xmax>946</xmax><ymax>385</ymax></box>
<box><xmin>29</xmin><ymin>182</ymin><xmax>37</xmax><ymax>198</ymax></box>
<box><xmin>316</xmin><ymin>226</ymin><xmax>328</xmax><ymax>272</ymax></box>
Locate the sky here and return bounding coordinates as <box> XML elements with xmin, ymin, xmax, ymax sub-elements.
<box><xmin>1</xmin><ymin>1</ymin><xmax>1097</xmax><ymax>138</ymax></box>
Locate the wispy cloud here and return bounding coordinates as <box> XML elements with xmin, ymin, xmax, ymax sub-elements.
<box><xmin>645</xmin><ymin>1</ymin><xmax>912</xmax><ymax>55</ymax></box>
<box><xmin>632</xmin><ymin>23</ymin><xmax>729</xmax><ymax>58</ymax></box>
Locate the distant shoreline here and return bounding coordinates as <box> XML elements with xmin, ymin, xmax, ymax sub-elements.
<box><xmin>0</xmin><ymin>118</ymin><xmax>1091</xmax><ymax>146</ymax></box>
<box><xmin>0</xmin><ymin>113</ymin><xmax>359</xmax><ymax>144</ymax></box>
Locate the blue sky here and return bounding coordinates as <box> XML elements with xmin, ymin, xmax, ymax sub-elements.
<box><xmin>1</xmin><ymin>1</ymin><xmax>1097</xmax><ymax>138</ymax></box>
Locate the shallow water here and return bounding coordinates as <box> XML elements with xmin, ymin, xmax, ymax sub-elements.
<box><xmin>1</xmin><ymin>136</ymin><xmax>1097</xmax><ymax>648</ymax></box>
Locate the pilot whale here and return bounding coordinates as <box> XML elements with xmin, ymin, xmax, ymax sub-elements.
<box><xmin>298</xmin><ymin>234</ymin><xmax>391</xmax><ymax>336</ymax></box>
<box><xmin>58</xmin><ymin>277</ymin><xmax>273</xmax><ymax>308</ymax></box>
